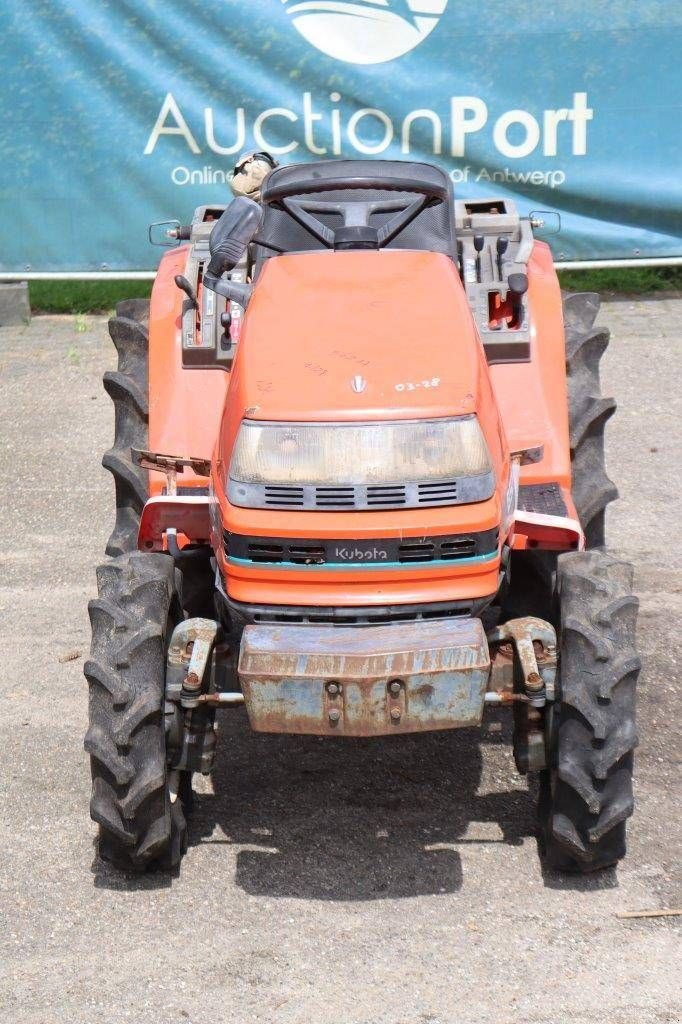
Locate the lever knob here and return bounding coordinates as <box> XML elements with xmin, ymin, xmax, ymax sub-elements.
<box><xmin>174</xmin><ymin>274</ymin><xmax>197</xmax><ymax>308</ymax></box>
<box><xmin>508</xmin><ymin>272</ymin><xmax>529</xmax><ymax>296</ymax></box>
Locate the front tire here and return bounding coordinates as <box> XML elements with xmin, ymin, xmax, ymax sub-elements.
<box><xmin>84</xmin><ymin>551</ymin><xmax>188</xmax><ymax>871</ymax></box>
<box><xmin>539</xmin><ymin>549</ymin><xmax>640</xmax><ymax>872</ymax></box>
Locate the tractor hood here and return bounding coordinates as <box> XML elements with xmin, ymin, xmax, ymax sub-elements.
<box><xmin>229</xmin><ymin>250</ymin><xmax>486</xmax><ymax>424</ymax></box>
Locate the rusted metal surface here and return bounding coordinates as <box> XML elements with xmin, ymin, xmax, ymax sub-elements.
<box><xmin>484</xmin><ymin>691</ymin><xmax>530</xmax><ymax>705</ymax></box>
<box><xmin>487</xmin><ymin>616</ymin><xmax>557</xmax><ymax>705</ymax></box>
<box><xmin>488</xmin><ymin>641</ymin><xmax>515</xmax><ymax>694</ymax></box>
<box><xmin>488</xmin><ymin>616</ymin><xmax>557</xmax><ymax>773</ymax></box>
<box><xmin>196</xmin><ymin>691</ymin><xmax>245</xmax><ymax>705</ymax></box>
<box><xmin>165</xmin><ymin>617</ymin><xmax>221</xmax><ymax>773</ymax></box>
<box><xmin>166</xmin><ymin>618</ymin><xmax>219</xmax><ymax>708</ymax></box>
<box><xmin>238</xmin><ymin>618</ymin><xmax>490</xmax><ymax>736</ymax></box>
<box><xmin>132</xmin><ymin>447</ymin><xmax>211</xmax><ymax>497</ymax></box>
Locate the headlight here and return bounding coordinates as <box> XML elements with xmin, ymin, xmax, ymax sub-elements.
<box><xmin>229</xmin><ymin>416</ymin><xmax>492</xmax><ymax>488</ymax></box>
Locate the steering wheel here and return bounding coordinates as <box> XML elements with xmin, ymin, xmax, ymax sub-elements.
<box><xmin>262</xmin><ymin>174</ymin><xmax>449</xmax><ymax>250</ymax></box>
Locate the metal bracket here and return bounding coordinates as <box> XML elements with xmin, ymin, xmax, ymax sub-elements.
<box><xmin>488</xmin><ymin>616</ymin><xmax>557</xmax><ymax>774</ymax></box>
<box><xmin>132</xmin><ymin>448</ymin><xmax>211</xmax><ymax>495</ymax></box>
<box><xmin>509</xmin><ymin>444</ymin><xmax>544</xmax><ymax>466</ymax></box>
<box><xmin>166</xmin><ymin>618</ymin><xmax>219</xmax><ymax>708</ymax></box>
<box><xmin>488</xmin><ymin>616</ymin><xmax>557</xmax><ymax>706</ymax></box>
<box><xmin>165</xmin><ymin>618</ymin><xmax>222</xmax><ymax>774</ymax></box>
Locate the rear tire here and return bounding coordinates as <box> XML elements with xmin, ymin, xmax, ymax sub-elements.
<box><xmin>85</xmin><ymin>551</ymin><xmax>188</xmax><ymax>871</ymax></box>
<box><xmin>103</xmin><ymin>300</ymin><xmax>150</xmax><ymax>557</ymax></box>
<box><xmin>501</xmin><ymin>292</ymin><xmax>617</xmax><ymax>619</ymax></box>
<box><xmin>539</xmin><ymin>549</ymin><xmax>640</xmax><ymax>872</ymax></box>
<box><xmin>564</xmin><ymin>292</ymin><xmax>618</xmax><ymax>548</ymax></box>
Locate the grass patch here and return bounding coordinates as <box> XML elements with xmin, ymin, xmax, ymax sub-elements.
<box><xmin>28</xmin><ymin>266</ymin><xmax>681</xmax><ymax>313</ymax></box>
<box><xmin>30</xmin><ymin>279</ymin><xmax>152</xmax><ymax>314</ymax></box>
<box><xmin>558</xmin><ymin>265</ymin><xmax>682</xmax><ymax>294</ymax></box>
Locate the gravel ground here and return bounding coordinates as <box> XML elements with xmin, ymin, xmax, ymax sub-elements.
<box><xmin>0</xmin><ymin>297</ymin><xmax>680</xmax><ymax>1024</ymax></box>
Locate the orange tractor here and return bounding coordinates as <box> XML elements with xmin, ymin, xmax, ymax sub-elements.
<box><xmin>85</xmin><ymin>159</ymin><xmax>639</xmax><ymax>873</ymax></box>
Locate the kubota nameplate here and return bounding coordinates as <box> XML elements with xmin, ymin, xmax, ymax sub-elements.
<box><xmin>225</xmin><ymin>528</ymin><xmax>499</xmax><ymax>566</ymax></box>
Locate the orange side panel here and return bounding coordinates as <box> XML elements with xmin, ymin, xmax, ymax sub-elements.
<box><xmin>489</xmin><ymin>241</ymin><xmax>571</xmax><ymax>490</ymax></box>
<box><xmin>147</xmin><ymin>247</ymin><xmax>227</xmax><ymax>496</ymax></box>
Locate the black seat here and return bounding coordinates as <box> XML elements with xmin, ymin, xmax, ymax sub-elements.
<box><xmin>255</xmin><ymin>159</ymin><xmax>456</xmax><ymax>267</ymax></box>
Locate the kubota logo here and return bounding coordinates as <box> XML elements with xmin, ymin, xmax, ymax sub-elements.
<box><xmin>281</xmin><ymin>0</ymin><xmax>449</xmax><ymax>65</ymax></box>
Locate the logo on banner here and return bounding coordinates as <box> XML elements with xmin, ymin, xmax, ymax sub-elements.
<box><xmin>282</xmin><ymin>0</ymin><xmax>449</xmax><ymax>65</ymax></box>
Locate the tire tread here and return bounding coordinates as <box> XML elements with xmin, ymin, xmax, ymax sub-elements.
<box><xmin>85</xmin><ymin>551</ymin><xmax>187</xmax><ymax>871</ymax></box>
<box><xmin>540</xmin><ymin>549</ymin><xmax>640</xmax><ymax>871</ymax></box>
<box><xmin>103</xmin><ymin>305</ymin><xmax>150</xmax><ymax>558</ymax></box>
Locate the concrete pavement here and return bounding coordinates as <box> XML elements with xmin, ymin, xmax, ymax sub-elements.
<box><xmin>0</xmin><ymin>296</ymin><xmax>679</xmax><ymax>1023</ymax></box>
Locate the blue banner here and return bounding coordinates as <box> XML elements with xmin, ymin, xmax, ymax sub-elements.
<box><xmin>1</xmin><ymin>1</ymin><xmax>681</xmax><ymax>271</ymax></box>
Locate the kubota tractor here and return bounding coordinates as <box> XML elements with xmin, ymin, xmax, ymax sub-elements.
<box><xmin>85</xmin><ymin>159</ymin><xmax>640</xmax><ymax>873</ymax></box>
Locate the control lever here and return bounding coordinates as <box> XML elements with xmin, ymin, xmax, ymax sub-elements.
<box><xmin>174</xmin><ymin>274</ymin><xmax>197</xmax><ymax>309</ymax></box>
<box><xmin>507</xmin><ymin>272</ymin><xmax>528</xmax><ymax>326</ymax></box>
<box><xmin>473</xmin><ymin>234</ymin><xmax>485</xmax><ymax>283</ymax></box>
<box><xmin>219</xmin><ymin>311</ymin><xmax>232</xmax><ymax>352</ymax></box>
<box><xmin>496</xmin><ymin>235</ymin><xmax>509</xmax><ymax>279</ymax></box>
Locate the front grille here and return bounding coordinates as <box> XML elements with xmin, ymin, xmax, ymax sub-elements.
<box><xmin>229</xmin><ymin>471</ymin><xmax>495</xmax><ymax>511</ymax></box>
<box><xmin>225</xmin><ymin>528</ymin><xmax>498</xmax><ymax>567</ymax></box>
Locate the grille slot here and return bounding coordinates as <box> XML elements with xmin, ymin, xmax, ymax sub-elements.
<box><xmin>398</xmin><ymin>542</ymin><xmax>436</xmax><ymax>562</ymax></box>
<box><xmin>247</xmin><ymin>542</ymin><xmax>285</xmax><ymax>563</ymax></box>
<box><xmin>315</xmin><ymin>486</ymin><xmax>355</xmax><ymax>508</ymax></box>
<box><xmin>440</xmin><ymin>538</ymin><xmax>476</xmax><ymax>558</ymax></box>
<box><xmin>288</xmin><ymin>545</ymin><xmax>325</xmax><ymax>565</ymax></box>
<box><xmin>264</xmin><ymin>486</ymin><xmax>304</xmax><ymax>507</ymax></box>
<box><xmin>367</xmin><ymin>484</ymin><xmax>407</xmax><ymax>507</ymax></box>
<box><xmin>418</xmin><ymin>480</ymin><xmax>458</xmax><ymax>504</ymax></box>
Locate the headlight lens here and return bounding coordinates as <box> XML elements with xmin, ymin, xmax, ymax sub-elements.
<box><xmin>229</xmin><ymin>417</ymin><xmax>492</xmax><ymax>486</ymax></box>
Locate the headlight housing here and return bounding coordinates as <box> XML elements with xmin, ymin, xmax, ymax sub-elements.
<box><xmin>228</xmin><ymin>417</ymin><xmax>495</xmax><ymax>510</ymax></box>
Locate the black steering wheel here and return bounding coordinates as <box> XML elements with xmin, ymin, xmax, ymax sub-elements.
<box><xmin>262</xmin><ymin>174</ymin><xmax>449</xmax><ymax>250</ymax></box>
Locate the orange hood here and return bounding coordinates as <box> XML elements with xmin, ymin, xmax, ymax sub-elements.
<box><xmin>229</xmin><ymin>249</ymin><xmax>486</xmax><ymax>423</ymax></box>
